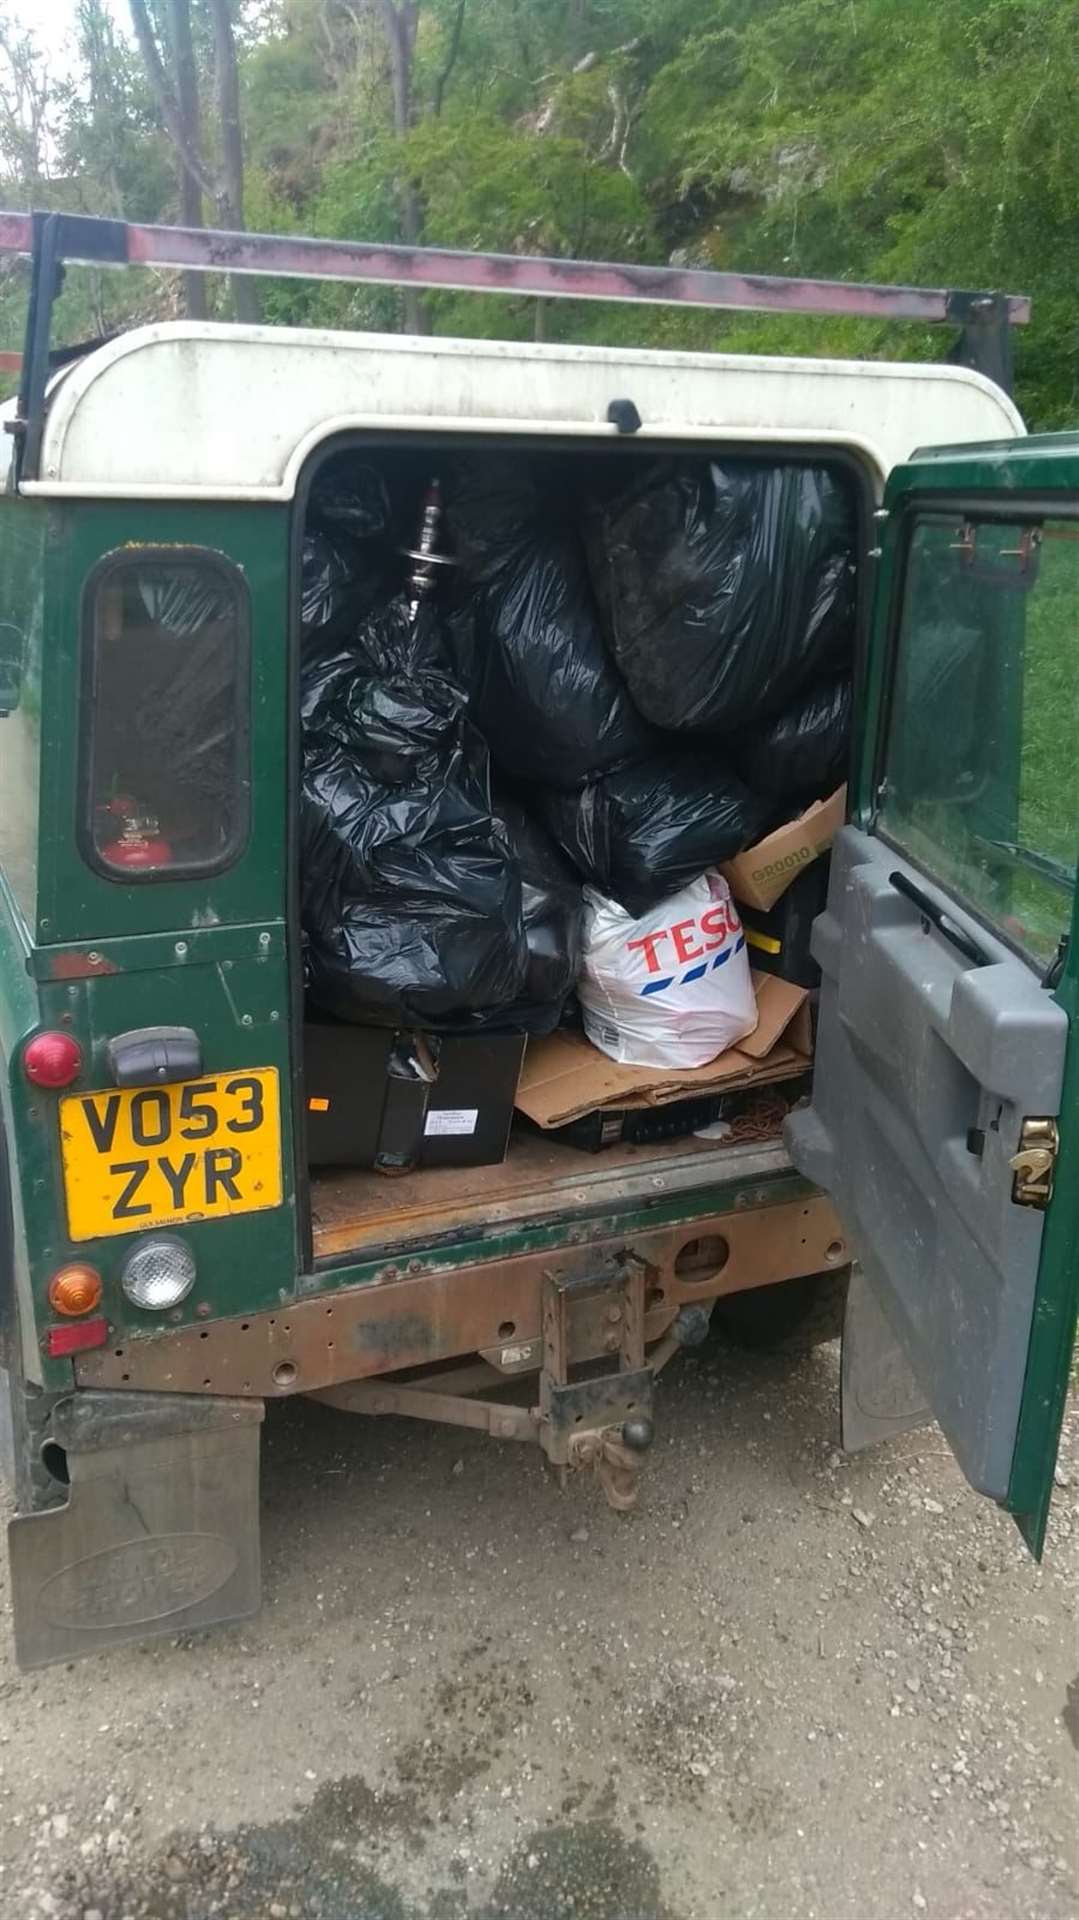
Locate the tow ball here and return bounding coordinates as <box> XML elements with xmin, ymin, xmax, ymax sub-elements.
<box><xmin>569</xmin><ymin>1414</ymin><xmax>656</xmax><ymax>1512</ymax></box>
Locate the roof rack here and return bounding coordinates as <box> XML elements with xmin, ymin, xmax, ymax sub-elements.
<box><xmin>0</xmin><ymin>208</ymin><xmax>1030</xmax><ymax>484</ymax></box>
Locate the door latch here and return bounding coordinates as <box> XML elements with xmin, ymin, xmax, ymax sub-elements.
<box><xmin>1009</xmin><ymin>1118</ymin><xmax>1059</xmax><ymax>1210</ymax></box>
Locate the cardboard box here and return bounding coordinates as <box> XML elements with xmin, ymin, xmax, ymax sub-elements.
<box><xmin>305</xmin><ymin>1022</ymin><xmax>526</xmax><ymax>1169</ymax></box>
<box><xmin>722</xmin><ymin>785</ymin><xmax>846</xmax><ymax>913</ymax></box>
<box><xmin>515</xmin><ymin>973</ymin><xmax>811</xmax><ymax>1131</ymax></box>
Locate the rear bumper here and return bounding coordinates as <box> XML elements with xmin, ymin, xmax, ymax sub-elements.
<box><xmin>72</xmin><ymin>1183</ymin><xmax>846</xmax><ymax>1400</ymax></box>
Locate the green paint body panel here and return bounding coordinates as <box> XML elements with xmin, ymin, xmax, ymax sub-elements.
<box><xmin>0</xmin><ymin>500</ymin><xmax>46</xmax><ymax>926</ymax></box>
<box><xmin>1</xmin><ymin>501</ymin><xmax>53</xmax><ymax>1384</ymax></box>
<box><xmin>1007</xmin><ymin>904</ymin><xmax>1079</xmax><ymax>1553</ymax></box>
<box><xmin>0</xmin><ymin>498</ymin><xmax>297</xmax><ymax>1390</ymax></box>
<box><xmin>35</xmin><ymin>502</ymin><xmax>289</xmax><ymax>944</ymax></box>
<box><xmin>0</xmin><ymin>862</ymin><xmax>43</xmax><ymax>1384</ymax></box>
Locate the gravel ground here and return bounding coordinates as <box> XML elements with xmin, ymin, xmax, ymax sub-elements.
<box><xmin>0</xmin><ymin>1331</ymin><xmax>1076</xmax><ymax>1920</ymax></box>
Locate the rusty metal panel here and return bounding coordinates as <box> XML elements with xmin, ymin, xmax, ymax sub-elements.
<box><xmin>88</xmin><ymin>225</ymin><xmax>1037</xmax><ymax>326</ymax></box>
<box><xmin>75</xmin><ymin>1194</ymin><xmax>845</xmax><ymax>1400</ymax></box>
<box><xmin>312</xmin><ymin>1380</ymin><xmax>535</xmax><ymax>1443</ymax></box>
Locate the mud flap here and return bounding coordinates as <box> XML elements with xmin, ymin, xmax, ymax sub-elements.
<box><xmin>8</xmin><ymin>1390</ymin><xmax>263</xmax><ymax>1670</ymax></box>
<box><xmin>840</xmin><ymin>1268</ymin><xmax>930</xmax><ymax>1455</ymax></box>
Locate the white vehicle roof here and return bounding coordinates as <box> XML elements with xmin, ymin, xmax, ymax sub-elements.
<box><xmin>10</xmin><ymin>320</ymin><xmax>1025</xmax><ymax>501</ymax></box>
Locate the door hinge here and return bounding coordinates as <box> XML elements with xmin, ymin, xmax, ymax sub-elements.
<box><xmin>1009</xmin><ymin>1118</ymin><xmax>1059</xmax><ymax>1210</ymax></box>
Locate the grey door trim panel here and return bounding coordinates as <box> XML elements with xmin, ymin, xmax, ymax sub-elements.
<box><xmin>787</xmin><ymin>826</ymin><xmax>1067</xmax><ymax>1501</ymax></box>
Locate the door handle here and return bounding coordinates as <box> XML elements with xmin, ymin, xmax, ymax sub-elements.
<box><xmin>106</xmin><ymin>1027</ymin><xmax>203</xmax><ymax>1087</ymax></box>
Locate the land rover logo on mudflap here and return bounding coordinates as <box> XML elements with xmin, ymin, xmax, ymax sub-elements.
<box><xmin>39</xmin><ymin>1532</ymin><xmax>237</xmax><ymax>1630</ymax></box>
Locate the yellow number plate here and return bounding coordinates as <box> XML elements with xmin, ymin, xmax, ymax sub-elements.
<box><xmin>60</xmin><ymin>1068</ymin><xmax>283</xmax><ymax>1243</ymax></box>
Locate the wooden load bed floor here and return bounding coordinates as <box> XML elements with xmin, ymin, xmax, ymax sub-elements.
<box><xmin>309</xmin><ymin>1120</ymin><xmax>794</xmax><ymax>1264</ymax></box>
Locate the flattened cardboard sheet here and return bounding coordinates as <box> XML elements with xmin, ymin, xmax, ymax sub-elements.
<box><xmin>516</xmin><ymin>973</ymin><xmax>811</xmax><ymax>1130</ymax></box>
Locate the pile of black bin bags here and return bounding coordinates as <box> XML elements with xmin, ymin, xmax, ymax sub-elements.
<box><xmin>299</xmin><ymin>451</ymin><xmax>856</xmax><ymax>1032</ymax></box>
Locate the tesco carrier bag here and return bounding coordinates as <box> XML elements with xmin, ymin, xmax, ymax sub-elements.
<box><xmin>578</xmin><ymin>871</ymin><xmax>758</xmax><ymax>1070</ymax></box>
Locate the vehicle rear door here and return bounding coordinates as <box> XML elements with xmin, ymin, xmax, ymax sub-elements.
<box><xmin>27</xmin><ymin>502</ymin><xmax>297</xmax><ymax>1361</ymax></box>
<box><xmin>787</xmin><ymin>444</ymin><xmax>1079</xmax><ymax>1554</ymax></box>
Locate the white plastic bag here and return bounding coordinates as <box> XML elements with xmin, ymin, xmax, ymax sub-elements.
<box><xmin>579</xmin><ymin>870</ymin><xmax>758</xmax><ymax>1069</ymax></box>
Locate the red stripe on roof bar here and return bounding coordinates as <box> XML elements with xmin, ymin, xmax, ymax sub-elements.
<box><xmin>122</xmin><ymin>222</ymin><xmax>1031</xmax><ymax>325</ymax></box>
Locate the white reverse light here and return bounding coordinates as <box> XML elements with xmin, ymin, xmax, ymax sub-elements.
<box><xmin>121</xmin><ymin>1237</ymin><xmax>197</xmax><ymax>1311</ymax></box>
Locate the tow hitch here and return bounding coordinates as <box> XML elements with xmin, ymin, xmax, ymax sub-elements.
<box><xmin>538</xmin><ymin>1254</ymin><xmax>655</xmax><ymax>1509</ymax></box>
<box><xmin>314</xmin><ymin>1250</ymin><xmax>694</xmax><ymax>1511</ymax></box>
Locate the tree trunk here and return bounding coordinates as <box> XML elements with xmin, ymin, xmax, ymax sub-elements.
<box><xmin>170</xmin><ymin>0</ymin><xmax>207</xmax><ymax>320</ymax></box>
<box><xmin>431</xmin><ymin>0</ymin><xmax>466</xmax><ymax>119</ymax></box>
<box><xmin>375</xmin><ymin>0</ymin><xmax>428</xmax><ymax>334</ymax></box>
<box><xmin>206</xmin><ymin>0</ymin><xmax>259</xmax><ymax>322</ymax></box>
<box><xmin>127</xmin><ymin>0</ymin><xmax>217</xmax><ymax>203</ymax></box>
<box><xmin>128</xmin><ymin>0</ymin><xmax>257</xmax><ymax>322</ymax></box>
<box><xmin>569</xmin><ymin>0</ymin><xmax>591</xmax><ymax>61</ymax></box>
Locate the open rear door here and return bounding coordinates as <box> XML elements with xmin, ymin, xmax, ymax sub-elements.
<box><xmin>787</xmin><ymin>447</ymin><xmax>1079</xmax><ymax>1554</ymax></box>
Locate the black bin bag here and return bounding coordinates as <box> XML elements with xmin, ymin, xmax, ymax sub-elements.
<box><xmin>534</xmin><ymin>751</ymin><xmax>772</xmax><ymax>919</ymax></box>
<box><xmin>728</xmin><ymin>673</ymin><xmax>853</xmax><ymax>805</ymax></box>
<box><xmin>490</xmin><ymin>798</ymin><xmax>582</xmax><ymax>1033</ymax></box>
<box><xmin>585</xmin><ymin>459</ymin><xmax>857</xmax><ymax>732</ymax></box>
<box><xmin>445</xmin><ymin>458</ymin><xmax>654</xmax><ymax>788</ymax></box>
<box><xmin>301</xmin><ymin>460</ymin><xmax>395</xmax><ymax>645</ymax></box>
<box><xmin>300</xmin><ymin>598</ymin><xmax>528</xmax><ymax>1029</ymax></box>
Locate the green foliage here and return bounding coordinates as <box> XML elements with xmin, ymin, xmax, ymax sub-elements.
<box><xmin>637</xmin><ymin>0</ymin><xmax>1079</xmax><ymax>422</ymax></box>
<box><xmin>58</xmin><ymin>0</ymin><xmax>174</xmax><ymax>222</ymax></box>
<box><xmin>0</xmin><ymin>0</ymin><xmax>1074</xmax><ymax>425</ymax></box>
<box><xmin>405</xmin><ymin>112</ymin><xmax>650</xmax><ymax>260</ymax></box>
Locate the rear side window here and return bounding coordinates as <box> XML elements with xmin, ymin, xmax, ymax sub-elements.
<box><xmin>82</xmin><ymin>550</ymin><xmax>250</xmax><ymax>880</ymax></box>
<box><xmin>878</xmin><ymin>513</ymin><xmax>1078</xmax><ymax>966</ymax></box>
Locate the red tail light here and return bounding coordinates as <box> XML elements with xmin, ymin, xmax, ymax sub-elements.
<box><xmin>22</xmin><ymin>1031</ymin><xmax>83</xmax><ymax>1089</ymax></box>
